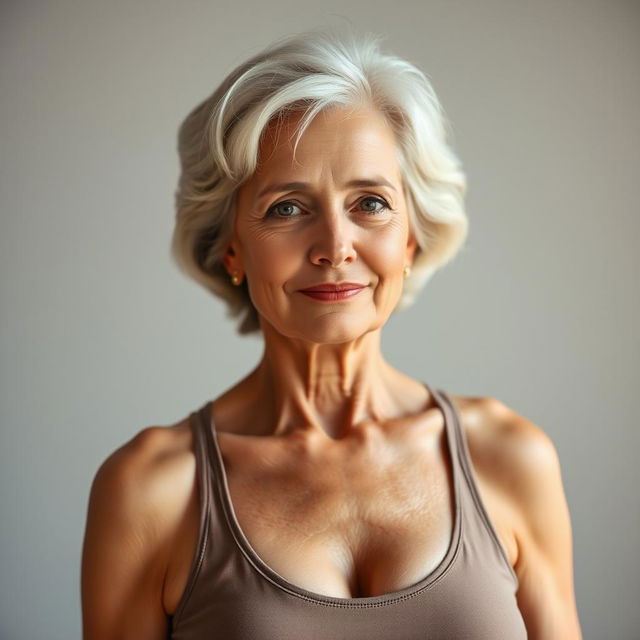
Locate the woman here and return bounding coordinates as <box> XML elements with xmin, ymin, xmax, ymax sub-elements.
<box><xmin>81</xmin><ymin>28</ymin><xmax>582</xmax><ymax>639</ymax></box>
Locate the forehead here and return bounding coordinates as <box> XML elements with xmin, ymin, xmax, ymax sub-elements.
<box><xmin>252</xmin><ymin>104</ymin><xmax>401</xmax><ymax>181</ymax></box>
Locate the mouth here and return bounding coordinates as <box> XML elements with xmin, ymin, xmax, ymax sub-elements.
<box><xmin>299</xmin><ymin>283</ymin><xmax>367</xmax><ymax>293</ymax></box>
<box><xmin>301</xmin><ymin>287</ymin><xmax>363</xmax><ymax>293</ymax></box>
<box><xmin>298</xmin><ymin>286</ymin><xmax>366</xmax><ymax>301</ymax></box>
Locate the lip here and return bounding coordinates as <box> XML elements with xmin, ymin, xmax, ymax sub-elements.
<box><xmin>298</xmin><ymin>282</ymin><xmax>368</xmax><ymax>302</ymax></box>
<box><xmin>299</xmin><ymin>282</ymin><xmax>367</xmax><ymax>292</ymax></box>
<box><xmin>300</xmin><ymin>288</ymin><xmax>366</xmax><ymax>302</ymax></box>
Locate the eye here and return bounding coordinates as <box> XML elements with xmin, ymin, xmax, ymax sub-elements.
<box><xmin>264</xmin><ymin>201</ymin><xmax>303</xmax><ymax>219</ymax></box>
<box><xmin>264</xmin><ymin>195</ymin><xmax>392</xmax><ymax>220</ymax></box>
<box><xmin>358</xmin><ymin>196</ymin><xmax>390</xmax><ymax>215</ymax></box>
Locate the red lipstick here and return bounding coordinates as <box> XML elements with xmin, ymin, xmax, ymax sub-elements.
<box><xmin>299</xmin><ymin>282</ymin><xmax>367</xmax><ymax>302</ymax></box>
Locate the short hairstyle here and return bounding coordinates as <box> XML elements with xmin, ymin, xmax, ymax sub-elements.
<box><xmin>171</xmin><ymin>26</ymin><xmax>469</xmax><ymax>335</ymax></box>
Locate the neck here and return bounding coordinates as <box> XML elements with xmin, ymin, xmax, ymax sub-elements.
<box><xmin>237</xmin><ymin>325</ymin><xmax>427</xmax><ymax>441</ymax></box>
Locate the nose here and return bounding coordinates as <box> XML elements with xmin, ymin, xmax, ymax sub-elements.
<box><xmin>308</xmin><ymin>206</ymin><xmax>358</xmax><ymax>268</ymax></box>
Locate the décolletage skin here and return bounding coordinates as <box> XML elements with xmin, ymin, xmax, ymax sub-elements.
<box><xmin>220</xmin><ymin>103</ymin><xmax>427</xmax><ymax>444</ymax></box>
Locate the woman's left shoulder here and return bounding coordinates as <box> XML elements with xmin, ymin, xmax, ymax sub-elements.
<box><xmin>446</xmin><ymin>393</ymin><xmax>583</xmax><ymax>638</ymax></box>
<box><xmin>446</xmin><ymin>392</ymin><xmax>563</xmax><ymax>487</ymax></box>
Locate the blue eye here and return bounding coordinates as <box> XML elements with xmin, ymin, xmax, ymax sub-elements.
<box><xmin>359</xmin><ymin>196</ymin><xmax>390</xmax><ymax>214</ymax></box>
<box><xmin>266</xmin><ymin>201</ymin><xmax>303</xmax><ymax>218</ymax></box>
<box><xmin>264</xmin><ymin>196</ymin><xmax>391</xmax><ymax>219</ymax></box>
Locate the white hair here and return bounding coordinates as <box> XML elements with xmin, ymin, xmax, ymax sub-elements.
<box><xmin>171</xmin><ymin>26</ymin><xmax>469</xmax><ymax>335</ymax></box>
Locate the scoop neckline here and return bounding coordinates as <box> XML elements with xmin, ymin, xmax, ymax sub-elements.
<box><xmin>204</xmin><ymin>381</ymin><xmax>463</xmax><ymax>608</ymax></box>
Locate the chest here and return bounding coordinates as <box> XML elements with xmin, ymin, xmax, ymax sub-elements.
<box><xmin>215</xmin><ymin>427</ymin><xmax>457</xmax><ymax>599</ymax></box>
<box><xmin>164</xmin><ymin>415</ymin><xmax>519</xmax><ymax>615</ymax></box>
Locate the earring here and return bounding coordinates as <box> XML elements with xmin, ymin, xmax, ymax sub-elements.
<box><xmin>403</xmin><ymin>266</ymin><xmax>411</xmax><ymax>279</ymax></box>
<box><xmin>231</xmin><ymin>270</ymin><xmax>242</xmax><ymax>285</ymax></box>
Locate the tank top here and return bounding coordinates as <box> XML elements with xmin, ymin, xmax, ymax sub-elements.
<box><xmin>169</xmin><ymin>384</ymin><xmax>527</xmax><ymax>639</ymax></box>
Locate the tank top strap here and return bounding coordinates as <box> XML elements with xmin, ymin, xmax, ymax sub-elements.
<box><xmin>432</xmin><ymin>388</ymin><xmax>519</xmax><ymax>586</ymax></box>
<box><xmin>425</xmin><ymin>384</ymin><xmax>463</xmax><ymax>471</ymax></box>
<box><xmin>429</xmin><ymin>387</ymin><xmax>470</xmax><ymax>491</ymax></box>
<box><xmin>194</xmin><ymin>403</ymin><xmax>216</xmax><ymax>498</ymax></box>
<box><xmin>190</xmin><ymin>401</ymin><xmax>226</xmax><ymax>548</ymax></box>
<box><xmin>171</xmin><ymin>404</ymin><xmax>214</xmax><ymax>627</ymax></box>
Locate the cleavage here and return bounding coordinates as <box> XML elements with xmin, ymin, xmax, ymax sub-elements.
<box><xmin>216</xmin><ymin>423</ymin><xmax>455</xmax><ymax>598</ymax></box>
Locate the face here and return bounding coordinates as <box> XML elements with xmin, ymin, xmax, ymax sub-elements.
<box><xmin>224</xmin><ymin>104</ymin><xmax>417</xmax><ymax>343</ymax></box>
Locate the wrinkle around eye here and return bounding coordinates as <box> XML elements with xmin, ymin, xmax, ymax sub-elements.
<box><xmin>261</xmin><ymin>195</ymin><xmax>396</xmax><ymax>221</ymax></box>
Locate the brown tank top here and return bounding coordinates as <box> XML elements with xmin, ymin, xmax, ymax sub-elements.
<box><xmin>169</xmin><ymin>384</ymin><xmax>527</xmax><ymax>639</ymax></box>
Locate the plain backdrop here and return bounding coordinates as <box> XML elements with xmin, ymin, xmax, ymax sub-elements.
<box><xmin>1</xmin><ymin>1</ymin><xmax>639</xmax><ymax>638</ymax></box>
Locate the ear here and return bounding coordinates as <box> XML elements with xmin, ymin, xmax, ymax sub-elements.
<box><xmin>405</xmin><ymin>229</ymin><xmax>418</xmax><ymax>266</ymax></box>
<box><xmin>222</xmin><ymin>238</ymin><xmax>243</xmax><ymax>276</ymax></box>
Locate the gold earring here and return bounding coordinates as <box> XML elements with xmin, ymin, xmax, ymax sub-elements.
<box><xmin>403</xmin><ymin>266</ymin><xmax>411</xmax><ymax>279</ymax></box>
<box><xmin>231</xmin><ymin>270</ymin><xmax>242</xmax><ymax>285</ymax></box>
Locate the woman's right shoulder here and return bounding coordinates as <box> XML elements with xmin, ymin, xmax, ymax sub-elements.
<box><xmin>82</xmin><ymin>415</ymin><xmax>198</xmax><ymax>634</ymax></box>
<box><xmin>90</xmin><ymin>415</ymin><xmax>198</xmax><ymax>529</ymax></box>
<box><xmin>92</xmin><ymin>414</ymin><xmax>195</xmax><ymax>489</ymax></box>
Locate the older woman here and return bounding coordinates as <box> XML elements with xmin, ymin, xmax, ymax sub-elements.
<box><xmin>81</xmin><ymin>28</ymin><xmax>582</xmax><ymax>639</ymax></box>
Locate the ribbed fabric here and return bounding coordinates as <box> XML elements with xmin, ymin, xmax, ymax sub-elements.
<box><xmin>169</xmin><ymin>384</ymin><xmax>527</xmax><ymax>639</ymax></box>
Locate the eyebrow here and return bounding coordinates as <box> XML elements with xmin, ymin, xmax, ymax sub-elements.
<box><xmin>256</xmin><ymin>176</ymin><xmax>398</xmax><ymax>199</ymax></box>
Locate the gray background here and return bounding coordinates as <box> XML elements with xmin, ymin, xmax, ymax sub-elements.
<box><xmin>1</xmin><ymin>1</ymin><xmax>638</xmax><ymax>638</ymax></box>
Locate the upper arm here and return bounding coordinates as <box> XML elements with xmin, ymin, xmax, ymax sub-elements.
<box><xmin>489</xmin><ymin>399</ymin><xmax>583</xmax><ymax>640</ymax></box>
<box><xmin>81</xmin><ymin>428</ymin><xmax>173</xmax><ymax>640</ymax></box>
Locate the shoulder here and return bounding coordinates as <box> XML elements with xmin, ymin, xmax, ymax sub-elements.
<box><xmin>446</xmin><ymin>393</ymin><xmax>562</xmax><ymax>500</ymax></box>
<box><xmin>90</xmin><ymin>418</ymin><xmax>195</xmax><ymax>514</ymax></box>
<box><xmin>442</xmin><ymin>392</ymin><xmax>563</xmax><ymax>561</ymax></box>
<box><xmin>84</xmin><ymin>418</ymin><xmax>196</xmax><ymax>592</ymax></box>
<box><xmin>446</xmin><ymin>393</ymin><xmax>582</xmax><ymax>638</ymax></box>
<box><xmin>82</xmin><ymin>418</ymin><xmax>198</xmax><ymax>632</ymax></box>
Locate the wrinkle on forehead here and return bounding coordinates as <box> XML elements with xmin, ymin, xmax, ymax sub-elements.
<box><xmin>250</xmin><ymin>104</ymin><xmax>402</xmax><ymax>190</ymax></box>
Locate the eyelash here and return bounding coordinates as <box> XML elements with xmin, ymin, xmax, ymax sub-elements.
<box><xmin>264</xmin><ymin>196</ymin><xmax>392</xmax><ymax>219</ymax></box>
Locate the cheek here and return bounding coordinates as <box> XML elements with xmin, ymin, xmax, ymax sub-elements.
<box><xmin>369</xmin><ymin>235</ymin><xmax>407</xmax><ymax>274</ymax></box>
<box><xmin>244</xmin><ymin>238</ymin><xmax>300</xmax><ymax>280</ymax></box>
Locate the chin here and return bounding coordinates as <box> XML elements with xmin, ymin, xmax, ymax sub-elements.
<box><xmin>285</xmin><ymin>317</ymin><xmax>377</xmax><ymax>343</ymax></box>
